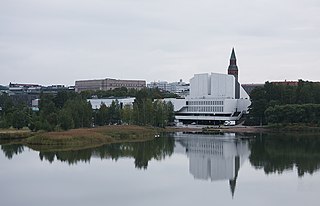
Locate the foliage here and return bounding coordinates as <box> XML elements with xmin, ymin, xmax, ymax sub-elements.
<box><xmin>80</xmin><ymin>87</ymin><xmax>178</xmax><ymax>99</ymax></box>
<box><xmin>0</xmin><ymin>93</ymin><xmax>32</xmax><ymax>129</ymax></box>
<box><xmin>1</xmin><ymin>88</ymin><xmax>175</xmax><ymax>131</ymax></box>
<box><xmin>246</xmin><ymin>80</ymin><xmax>320</xmax><ymax>125</ymax></box>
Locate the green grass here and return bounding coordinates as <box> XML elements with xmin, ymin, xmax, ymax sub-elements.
<box><xmin>22</xmin><ymin>125</ymin><xmax>159</xmax><ymax>151</ymax></box>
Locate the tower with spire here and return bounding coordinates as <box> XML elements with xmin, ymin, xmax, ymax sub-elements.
<box><xmin>227</xmin><ymin>48</ymin><xmax>240</xmax><ymax>99</ymax></box>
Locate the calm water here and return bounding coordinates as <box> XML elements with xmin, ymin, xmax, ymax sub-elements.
<box><xmin>1</xmin><ymin>132</ymin><xmax>320</xmax><ymax>206</ymax></box>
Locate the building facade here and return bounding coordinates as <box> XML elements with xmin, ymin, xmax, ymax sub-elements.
<box><xmin>166</xmin><ymin>49</ymin><xmax>251</xmax><ymax>125</ymax></box>
<box><xmin>75</xmin><ymin>78</ymin><xmax>146</xmax><ymax>92</ymax></box>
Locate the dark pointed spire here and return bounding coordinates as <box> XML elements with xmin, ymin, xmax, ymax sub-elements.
<box><xmin>229</xmin><ymin>178</ymin><xmax>237</xmax><ymax>198</ymax></box>
<box><xmin>229</xmin><ymin>156</ymin><xmax>240</xmax><ymax>198</ymax></box>
<box><xmin>227</xmin><ymin>47</ymin><xmax>240</xmax><ymax>99</ymax></box>
<box><xmin>230</xmin><ymin>47</ymin><xmax>236</xmax><ymax>60</ymax></box>
<box><xmin>228</xmin><ymin>48</ymin><xmax>238</xmax><ymax>70</ymax></box>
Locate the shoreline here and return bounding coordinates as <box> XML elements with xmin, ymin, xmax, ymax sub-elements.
<box><xmin>166</xmin><ymin>125</ymin><xmax>269</xmax><ymax>133</ymax></box>
<box><xmin>1</xmin><ymin>124</ymin><xmax>320</xmax><ymax>151</ymax></box>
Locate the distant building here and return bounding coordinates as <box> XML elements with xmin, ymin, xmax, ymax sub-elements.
<box><xmin>7</xmin><ymin>82</ymin><xmax>73</xmax><ymax>107</ymax></box>
<box><xmin>31</xmin><ymin>99</ymin><xmax>40</xmax><ymax>111</ymax></box>
<box><xmin>75</xmin><ymin>78</ymin><xmax>146</xmax><ymax>93</ymax></box>
<box><xmin>147</xmin><ymin>79</ymin><xmax>190</xmax><ymax>96</ymax></box>
<box><xmin>166</xmin><ymin>48</ymin><xmax>251</xmax><ymax>125</ymax></box>
<box><xmin>0</xmin><ymin>85</ymin><xmax>8</xmax><ymax>93</ymax></box>
<box><xmin>271</xmin><ymin>80</ymin><xmax>299</xmax><ymax>86</ymax></box>
<box><xmin>9</xmin><ymin>83</ymin><xmax>42</xmax><ymax>94</ymax></box>
<box><xmin>147</xmin><ymin>81</ymin><xmax>172</xmax><ymax>91</ymax></box>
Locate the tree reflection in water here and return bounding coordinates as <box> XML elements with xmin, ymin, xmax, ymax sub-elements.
<box><xmin>2</xmin><ymin>132</ymin><xmax>320</xmax><ymax>177</ymax></box>
<box><xmin>0</xmin><ymin>136</ymin><xmax>175</xmax><ymax>169</ymax></box>
<box><xmin>1</xmin><ymin>144</ymin><xmax>24</xmax><ymax>159</ymax></box>
<box><xmin>249</xmin><ymin>133</ymin><xmax>320</xmax><ymax>177</ymax></box>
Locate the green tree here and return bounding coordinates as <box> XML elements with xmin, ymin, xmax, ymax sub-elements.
<box><xmin>96</xmin><ymin>103</ymin><xmax>109</xmax><ymax>126</ymax></box>
<box><xmin>12</xmin><ymin>110</ymin><xmax>26</xmax><ymax>129</ymax></box>
<box><xmin>121</xmin><ymin>105</ymin><xmax>133</xmax><ymax>124</ymax></box>
<box><xmin>108</xmin><ymin>100</ymin><xmax>121</xmax><ymax>124</ymax></box>
<box><xmin>58</xmin><ymin>109</ymin><xmax>75</xmax><ymax>130</ymax></box>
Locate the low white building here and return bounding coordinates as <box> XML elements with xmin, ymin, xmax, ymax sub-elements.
<box><xmin>88</xmin><ymin>97</ymin><xmax>135</xmax><ymax>109</ymax></box>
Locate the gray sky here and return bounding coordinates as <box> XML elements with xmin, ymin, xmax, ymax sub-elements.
<box><xmin>1</xmin><ymin>0</ymin><xmax>320</xmax><ymax>86</ymax></box>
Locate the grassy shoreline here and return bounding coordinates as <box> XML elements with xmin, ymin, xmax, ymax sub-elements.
<box><xmin>22</xmin><ymin>125</ymin><xmax>162</xmax><ymax>151</ymax></box>
<box><xmin>0</xmin><ymin>128</ymin><xmax>32</xmax><ymax>139</ymax></box>
<box><xmin>2</xmin><ymin>124</ymin><xmax>320</xmax><ymax>151</ymax></box>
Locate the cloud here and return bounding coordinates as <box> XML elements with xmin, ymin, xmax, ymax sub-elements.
<box><xmin>1</xmin><ymin>0</ymin><xmax>320</xmax><ymax>85</ymax></box>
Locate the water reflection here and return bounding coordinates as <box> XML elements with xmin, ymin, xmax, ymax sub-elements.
<box><xmin>2</xmin><ymin>132</ymin><xmax>320</xmax><ymax>178</ymax></box>
<box><xmin>0</xmin><ymin>136</ymin><xmax>175</xmax><ymax>169</ymax></box>
<box><xmin>175</xmin><ymin>132</ymin><xmax>250</xmax><ymax>197</ymax></box>
<box><xmin>249</xmin><ymin>133</ymin><xmax>320</xmax><ymax>177</ymax></box>
<box><xmin>1</xmin><ymin>144</ymin><xmax>24</xmax><ymax>159</ymax></box>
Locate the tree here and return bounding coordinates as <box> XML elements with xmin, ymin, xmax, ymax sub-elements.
<box><xmin>246</xmin><ymin>87</ymin><xmax>268</xmax><ymax>125</ymax></box>
<box><xmin>96</xmin><ymin>103</ymin><xmax>109</xmax><ymax>126</ymax></box>
<box><xmin>121</xmin><ymin>105</ymin><xmax>133</xmax><ymax>124</ymax></box>
<box><xmin>108</xmin><ymin>100</ymin><xmax>121</xmax><ymax>124</ymax></box>
<box><xmin>58</xmin><ymin>109</ymin><xmax>74</xmax><ymax>130</ymax></box>
<box><xmin>12</xmin><ymin>110</ymin><xmax>26</xmax><ymax>129</ymax></box>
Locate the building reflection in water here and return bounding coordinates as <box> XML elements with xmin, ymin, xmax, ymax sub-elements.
<box><xmin>174</xmin><ymin>132</ymin><xmax>250</xmax><ymax>197</ymax></box>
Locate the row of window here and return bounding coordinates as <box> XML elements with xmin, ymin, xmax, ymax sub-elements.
<box><xmin>107</xmin><ymin>84</ymin><xmax>144</xmax><ymax>87</ymax></box>
<box><xmin>187</xmin><ymin>100</ymin><xmax>224</xmax><ymax>106</ymax></box>
<box><xmin>187</xmin><ymin>142</ymin><xmax>224</xmax><ymax>155</ymax></box>
<box><xmin>187</xmin><ymin>106</ymin><xmax>224</xmax><ymax>112</ymax></box>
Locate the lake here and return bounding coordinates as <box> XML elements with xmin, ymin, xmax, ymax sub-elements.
<box><xmin>1</xmin><ymin>132</ymin><xmax>320</xmax><ymax>206</ymax></box>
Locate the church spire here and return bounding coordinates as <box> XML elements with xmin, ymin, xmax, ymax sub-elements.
<box><xmin>230</xmin><ymin>47</ymin><xmax>236</xmax><ymax>60</ymax></box>
<box><xmin>228</xmin><ymin>48</ymin><xmax>238</xmax><ymax>71</ymax></box>
<box><xmin>227</xmin><ymin>47</ymin><xmax>240</xmax><ymax>99</ymax></box>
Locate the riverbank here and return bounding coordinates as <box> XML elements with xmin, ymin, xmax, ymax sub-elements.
<box><xmin>23</xmin><ymin>125</ymin><xmax>161</xmax><ymax>151</ymax></box>
<box><xmin>2</xmin><ymin>124</ymin><xmax>320</xmax><ymax>151</ymax></box>
<box><xmin>0</xmin><ymin>128</ymin><xmax>32</xmax><ymax>139</ymax></box>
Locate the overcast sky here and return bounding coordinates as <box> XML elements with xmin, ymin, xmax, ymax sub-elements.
<box><xmin>1</xmin><ymin>0</ymin><xmax>320</xmax><ymax>86</ymax></box>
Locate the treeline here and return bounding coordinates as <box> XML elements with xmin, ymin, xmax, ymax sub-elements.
<box><xmin>0</xmin><ymin>88</ymin><xmax>175</xmax><ymax>131</ymax></box>
<box><xmin>80</xmin><ymin>86</ymin><xmax>178</xmax><ymax>99</ymax></box>
<box><xmin>0</xmin><ymin>91</ymin><xmax>92</xmax><ymax>131</ymax></box>
<box><xmin>94</xmin><ymin>89</ymin><xmax>175</xmax><ymax>127</ymax></box>
<box><xmin>246</xmin><ymin>80</ymin><xmax>320</xmax><ymax>125</ymax></box>
<box><xmin>0</xmin><ymin>94</ymin><xmax>32</xmax><ymax>129</ymax></box>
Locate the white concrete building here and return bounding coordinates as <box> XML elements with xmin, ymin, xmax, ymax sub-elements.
<box><xmin>165</xmin><ymin>49</ymin><xmax>251</xmax><ymax>125</ymax></box>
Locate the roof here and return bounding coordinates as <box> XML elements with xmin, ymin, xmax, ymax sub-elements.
<box><xmin>230</xmin><ymin>48</ymin><xmax>236</xmax><ymax>60</ymax></box>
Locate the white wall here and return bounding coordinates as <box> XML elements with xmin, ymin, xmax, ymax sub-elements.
<box><xmin>190</xmin><ymin>73</ymin><xmax>236</xmax><ymax>99</ymax></box>
<box><xmin>163</xmin><ymin>98</ymin><xmax>187</xmax><ymax>111</ymax></box>
<box><xmin>240</xmin><ymin>85</ymin><xmax>250</xmax><ymax>99</ymax></box>
<box><xmin>190</xmin><ymin>73</ymin><xmax>209</xmax><ymax>97</ymax></box>
<box><xmin>210</xmin><ymin>73</ymin><xmax>235</xmax><ymax>99</ymax></box>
